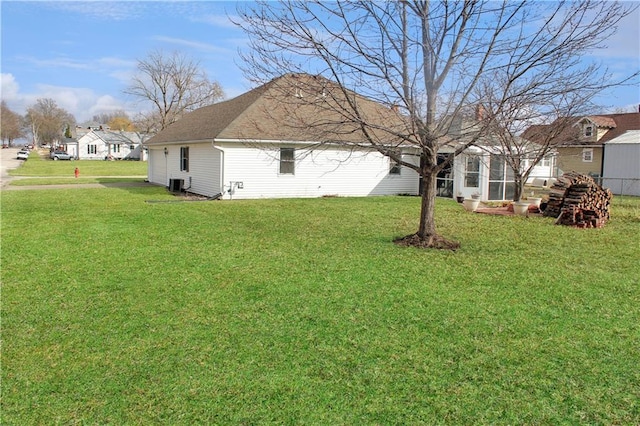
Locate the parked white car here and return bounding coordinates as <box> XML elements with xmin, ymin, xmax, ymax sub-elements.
<box><xmin>17</xmin><ymin>150</ymin><xmax>29</xmax><ymax>160</ymax></box>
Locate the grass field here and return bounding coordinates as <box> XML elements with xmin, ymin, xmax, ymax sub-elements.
<box><xmin>2</xmin><ymin>175</ymin><xmax>639</xmax><ymax>423</ymax></box>
<box><xmin>8</xmin><ymin>150</ymin><xmax>148</xmax><ymax>178</ymax></box>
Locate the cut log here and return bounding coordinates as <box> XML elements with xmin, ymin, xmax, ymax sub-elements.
<box><xmin>543</xmin><ymin>172</ymin><xmax>612</xmax><ymax>228</ymax></box>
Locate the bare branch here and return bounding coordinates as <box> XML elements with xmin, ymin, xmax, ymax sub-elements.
<box><xmin>125</xmin><ymin>50</ymin><xmax>225</xmax><ymax>132</ymax></box>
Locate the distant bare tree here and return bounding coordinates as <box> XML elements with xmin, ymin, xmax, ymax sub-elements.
<box><xmin>613</xmin><ymin>105</ymin><xmax>640</xmax><ymax>114</ymax></box>
<box><xmin>24</xmin><ymin>98</ymin><xmax>75</xmax><ymax>146</ymax></box>
<box><xmin>125</xmin><ymin>50</ymin><xmax>225</xmax><ymax>132</ymax></box>
<box><xmin>235</xmin><ymin>0</ymin><xmax>637</xmax><ymax>249</ymax></box>
<box><xmin>1</xmin><ymin>101</ymin><xmax>24</xmax><ymax>146</ymax></box>
<box><xmin>89</xmin><ymin>110</ymin><xmax>128</xmax><ymax>125</ymax></box>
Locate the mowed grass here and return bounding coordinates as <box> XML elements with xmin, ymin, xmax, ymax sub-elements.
<box><xmin>2</xmin><ymin>185</ymin><xmax>639</xmax><ymax>424</ymax></box>
<box><xmin>8</xmin><ymin>150</ymin><xmax>147</xmax><ymax>178</ymax></box>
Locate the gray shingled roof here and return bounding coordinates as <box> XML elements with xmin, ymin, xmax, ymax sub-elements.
<box><xmin>146</xmin><ymin>73</ymin><xmax>406</xmax><ymax>146</ymax></box>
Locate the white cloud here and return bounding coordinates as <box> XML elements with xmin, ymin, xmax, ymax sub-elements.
<box><xmin>88</xmin><ymin>95</ymin><xmax>131</xmax><ymax>116</ymax></box>
<box><xmin>15</xmin><ymin>55</ymin><xmax>92</xmax><ymax>70</ymax></box>
<box><xmin>15</xmin><ymin>55</ymin><xmax>135</xmax><ymax>73</ymax></box>
<box><xmin>1</xmin><ymin>73</ymin><xmax>20</xmax><ymax>100</ymax></box>
<box><xmin>0</xmin><ymin>74</ymin><xmax>129</xmax><ymax>122</ymax></box>
<box><xmin>151</xmin><ymin>36</ymin><xmax>229</xmax><ymax>53</ymax></box>
<box><xmin>44</xmin><ymin>2</ymin><xmax>149</xmax><ymax>21</ymax></box>
<box><xmin>590</xmin><ymin>7</ymin><xmax>640</xmax><ymax>59</ymax></box>
<box><xmin>192</xmin><ymin>13</ymin><xmax>238</xmax><ymax>29</ymax></box>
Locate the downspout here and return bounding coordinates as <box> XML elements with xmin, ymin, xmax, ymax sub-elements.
<box><xmin>211</xmin><ymin>140</ymin><xmax>226</xmax><ymax>198</ymax></box>
<box><xmin>600</xmin><ymin>143</ymin><xmax>605</xmax><ymax>183</ymax></box>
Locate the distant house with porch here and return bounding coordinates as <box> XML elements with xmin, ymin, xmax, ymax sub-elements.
<box><xmin>74</xmin><ymin>128</ymin><xmax>147</xmax><ymax>160</ymax></box>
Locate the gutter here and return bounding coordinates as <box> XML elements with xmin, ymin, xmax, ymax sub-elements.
<box><xmin>210</xmin><ymin>140</ymin><xmax>226</xmax><ymax>197</ymax></box>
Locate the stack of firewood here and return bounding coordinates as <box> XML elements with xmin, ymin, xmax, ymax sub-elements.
<box><xmin>543</xmin><ymin>172</ymin><xmax>612</xmax><ymax>228</ymax></box>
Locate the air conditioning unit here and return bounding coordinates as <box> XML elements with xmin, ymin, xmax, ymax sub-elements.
<box><xmin>169</xmin><ymin>179</ymin><xmax>184</xmax><ymax>192</ymax></box>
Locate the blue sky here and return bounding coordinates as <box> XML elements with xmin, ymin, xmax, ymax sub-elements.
<box><xmin>1</xmin><ymin>1</ymin><xmax>249</xmax><ymax>122</ymax></box>
<box><xmin>1</xmin><ymin>1</ymin><xmax>639</xmax><ymax>124</ymax></box>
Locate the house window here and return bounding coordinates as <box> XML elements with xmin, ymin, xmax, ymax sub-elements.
<box><xmin>180</xmin><ymin>147</ymin><xmax>189</xmax><ymax>171</ymax></box>
<box><xmin>584</xmin><ymin>125</ymin><xmax>593</xmax><ymax>137</ymax></box>
<box><xmin>582</xmin><ymin>148</ymin><xmax>593</xmax><ymax>162</ymax></box>
<box><xmin>389</xmin><ymin>150</ymin><xmax>402</xmax><ymax>175</ymax></box>
<box><xmin>279</xmin><ymin>148</ymin><xmax>295</xmax><ymax>174</ymax></box>
<box><xmin>464</xmin><ymin>156</ymin><xmax>480</xmax><ymax>187</ymax></box>
<box><xmin>87</xmin><ymin>144</ymin><xmax>97</xmax><ymax>154</ymax></box>
<box><xmin>129</xmin><ymin>145</ymin><xmax>135</xmax><ymax>150</ymax></box>
<box><xmin>111</xmin><ymin>144</ymin><xmax>121</xmax><ymax>153</ymax></box>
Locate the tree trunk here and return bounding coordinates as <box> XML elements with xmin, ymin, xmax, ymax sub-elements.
<box><xmin>513</xmin><ymin>173</ymin><xmax>525</xmax><ymax>202</ymax></box>
<box><xmin>417</xmin><ymin>170</ymin><xmax>437</xmax><ymax>239</ymax></box>
<box><xmin>394</xmin><ymin>166</ymin><xmax>460</xmax><ymax>250</ymax></box>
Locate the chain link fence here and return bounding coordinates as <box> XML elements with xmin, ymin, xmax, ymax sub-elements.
<box><xmin>596</xmin><ymin>177</ymin><xmax>640</xmax><ymax>197</ymax></box>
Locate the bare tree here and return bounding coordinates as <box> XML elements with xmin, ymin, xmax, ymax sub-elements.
<box><xmin>89</xmin><ymin>110</ymin><xmax>131</xmax><ymax>127</ymax></box>
<box><xmin>125</xmin><ymin>50</ymin><xmax>225</xmax><ymax>132</ymax></box>
<box><xmin>235</xmin><ymin>0</ymin><xmax>637</xmax><ymax>249</ymax></box>
<box><xmin>24</xmin><ymin>98</ymin><xmax>75</xmax><ymax>147</ymax></box>
<box><xmin>474</xmin><ymin>0</ymin><xmax>638</xmax><ymax>202</ymax></box>
<box><xmin>1</xmin><ymin>101</ymin><xmax>24</xmax><ymax>146</ymax></box>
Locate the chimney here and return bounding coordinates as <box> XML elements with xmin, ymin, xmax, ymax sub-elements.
<box><xmin>475</xmin><ymin>104</ymin><xmax>485</xmax><ymax>120</ymax></box>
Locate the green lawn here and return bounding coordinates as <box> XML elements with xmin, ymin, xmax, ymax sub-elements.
<box><xmin>8</xmin><ymin>150</ymin><xmax>147</xmax><ymax>178</ymax></box>
<box><xmin>2</xmin><ymin>185</ymin><xmax>639</xmax><ymax>424</ymax></box>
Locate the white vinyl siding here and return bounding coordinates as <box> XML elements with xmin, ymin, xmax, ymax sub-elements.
<box><xmin>219</xmin><ymin>143</ymin><xmax>419</xmax><ymax>199</ymax></box>
<box><xmin>148</xmin><ymin>147</ymin><xmax>167</xmax><ymax>187</ymax></box>
<box><xmin>148</xmin><ymin>142</ymin><xmax>418</xmax><ymax>199</ymax></box>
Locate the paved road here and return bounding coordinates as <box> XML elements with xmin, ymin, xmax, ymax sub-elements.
<box><xmin>1</xmin><ymin>148</ymin><xmax>24</xmax><ymax>189</ymax></box>
<box><xmin>1</xmin><ymin>147</ymin><xmax>152</xmax><ymax>191</ymax></box>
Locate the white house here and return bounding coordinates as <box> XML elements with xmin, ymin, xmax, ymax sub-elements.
<box><xmin>146</xmin><ymin>74</ymin><xmax>419</xmax><ymax>199</ymax></box>
<box><xmin>75</xmin><ymin>128</ymin><xmax>147</xmax><ymax>161</ymax></box>
<box><xmin>602</xmin><ymin>130</ymin><xmax>640</xmax><ymax>196</ymax></box>
<box><xmin>145</xmin><ymin>73</ymin><xmax>554</xmax><ymax>201</ymax></box>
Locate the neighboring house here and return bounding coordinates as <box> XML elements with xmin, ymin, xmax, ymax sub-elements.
<box><xmin>602</xmin><ymin>130</ymin><xmax>640</xmax><ymax>196</ymax></box>
<box><xmin>59</xmin><ymin>137</ymin><xmax>79</xmax><ymax>158</ymax></box>
<box><xmin>145</xmin><ymin>74</ymin><xmax>420</xmax><ymax>199</ymax></box>
<box><xmin>525</xmin><ymin>111</ymin><xmax>640</xmax><ymax>179</ymax></box>
<box><xmin>75</xmin><ymin>128</ymin><xmax>147</xmax><ymax>160</ymax></box>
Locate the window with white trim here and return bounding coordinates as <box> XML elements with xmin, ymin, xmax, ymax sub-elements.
<box><xmin>389</xmin><ymin>149</ymin><xmax>401</xmax><ymax>175</ymax></box>
<box><xmin>582</xmin><ymin>148</ymin><xmax>593</xmax><ymax>163</ymax></box>
<box><xmin>87</xmin><ymin>144</ymin><xmax>97</xmax><ymax>154</ymax></box>
<box><xmin>180</xmin><ymin>147</ymin><xmax>189</xmax><ymax>171</ymax></box>
<box><xmin>584</xmin><ymin>125</ymin><xmax>593</xmax><ymax>137</ymax></box>
<box><xmin>464</xmin><ymin>155</ymin><xmax>480</xmax><ymax>187</ymax></box>
<box><xmin>279</xmin><ymin>148</ymin><xmax>295</xmax><ymax>174</ymax></box>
